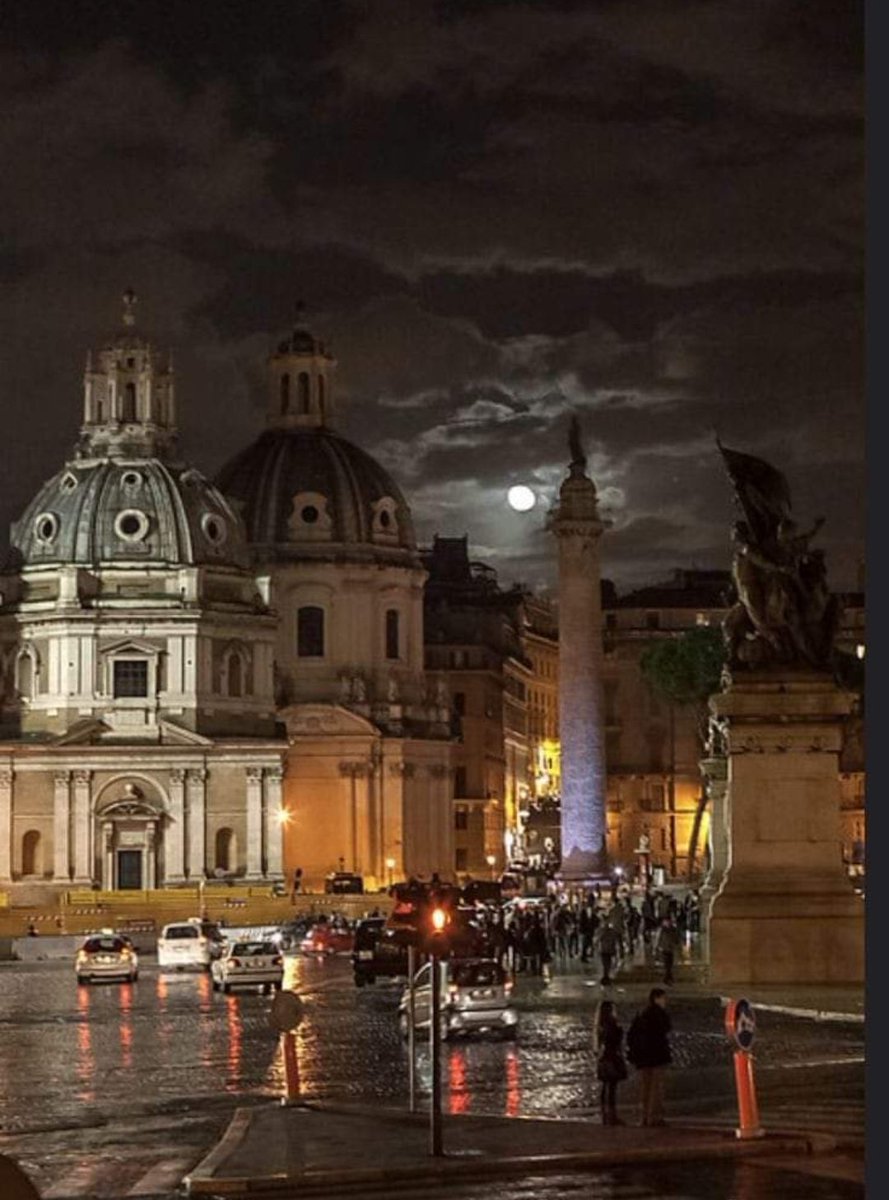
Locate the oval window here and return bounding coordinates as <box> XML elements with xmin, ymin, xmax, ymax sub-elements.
<box><xmin>202</xmin><ymin>513</ymin><xmax>227</xmax><ymax>545</ymax></box>
<box><xmin>301</xmin><ymin>505</ymin><xmax>319</xmax><ymax>525</ymax></box>
<box><xmin>114</xmin><ymin>509</ymin><xmax>149</xmax><ymax>542</ymax></box>
<box><xmin>34</xmin><ymin>513</ymin><xmax>58</xmax><ymax>545</ymax></box>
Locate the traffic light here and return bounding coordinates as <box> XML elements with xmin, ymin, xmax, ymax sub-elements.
<box><xmin>421</xmin><ymin>905</ymin><xmax>453</xmax><ymax>958</ymax></box>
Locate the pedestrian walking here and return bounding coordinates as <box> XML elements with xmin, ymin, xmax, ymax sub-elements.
<box><xmin>578</xmin><ymin>902</ymin><xmax>599</xmax><ymax>963</ymax></box>
<box><xmin>626</xmin><ymin>988</ymin><xmax>672</xmax><ymax>1127</ymax></box>
<box><xmin>656</xmin><ymin>916</ymin><xmax>681</xmax><ymax>985</ymax></box>
<box><xmin>598</xmin><ymin>922</ymin><xmax>620</xmax><ymax>986</ymax></box>
<box><xmin>594</xmin><ymin>1000</ymin><xmax>627</xmax><ymax>1125</ymax></box>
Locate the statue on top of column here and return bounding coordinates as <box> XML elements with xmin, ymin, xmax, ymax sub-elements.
<box><xmin>718</xmin><ymin>440</ymin><xmax>839</xmax><ymax>674</ymax></box>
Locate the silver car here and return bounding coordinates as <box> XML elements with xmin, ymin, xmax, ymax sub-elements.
<box><xmin>399</xmin><ymin>957</ymin><xmax>517</xmax><ymax>1040</ymax></box>
<box><xmin>211</xmin><ymin>940</ymin><xmax>284</xmax><ymax>994</ymax></box>
<box><xmin>75</xmin><ymin>934</ymin><xmax>139</xmax><ymax>984</ymax></box>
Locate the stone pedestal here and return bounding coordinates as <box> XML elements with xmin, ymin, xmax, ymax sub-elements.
<box><xmin>698</xmin><ymin>756</ymin><xmax>728</xmax><ymax>930</ymax></box>
<box><xmin>708</xmin><ymin>673</ymin><xmax>863</xmax><ymax>984</ymax></box>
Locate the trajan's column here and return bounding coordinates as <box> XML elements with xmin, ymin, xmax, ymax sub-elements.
<box><xmin>549</xmin><ymin>417</ymin><xmax>609</xmax><ymax>880</ymax></box>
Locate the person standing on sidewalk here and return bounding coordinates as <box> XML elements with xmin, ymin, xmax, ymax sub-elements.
<box><xmin>656</xmin><ymin>916</ymin><xmax>682</xmax><ymax>985</ymax></box>
<box><xmin>626</xmin><ymin>988</ymin><xmax>672</xmax><ymax>1127</ymax></box>
<box><xmin>597</xmin><ymin>921</ymin><xmax>620</xmax><ymax>986</ymax></box>
<box><xmin>594</xmin><ymin>1000</ymin><xmax>628</xmax><ymax>1125</ymax></box>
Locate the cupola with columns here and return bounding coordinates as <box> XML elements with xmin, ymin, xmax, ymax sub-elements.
<box><xmin>79</xmin><ymin>288</ymin><xmax>177</xmax><ymax>461</ymax></box>
<box><xmin>268</xmin><ymin>307</ymin><xmax>336</xmax><ymax>430</ymax></box>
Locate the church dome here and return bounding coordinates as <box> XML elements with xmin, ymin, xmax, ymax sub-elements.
<box><xmin>216</xmin><ymin>426</ymin><xmax>418</xmax><ymax>565</ymax></box>
<box><xmin>10</xmin><ymin>458</ymin><xmax>250</xmax><ymax>569</ymax></box>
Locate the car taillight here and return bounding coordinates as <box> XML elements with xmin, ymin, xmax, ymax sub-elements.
<box><xmin>272</xmin><ymin>956</ymin><xmax>283</xmax><ymax>966</ymax></box>
<box><xmin>504</xmin><ymin>980</ymin><xmax>513</xmax><ymax>994</ymax></box>
<box><xmin>448</xmin><ymin>984</ymin><xmax>458</xmax><ymax>997</ymax></box>
<box><xmin>230</xmin><ymin>958</ymin><xmax>241</xmax><ymax>968</ymax></box>
<box><xmin>76</xmin><ymin>951</ymin><xmax>88</xmax><ymax>964</ymax></box>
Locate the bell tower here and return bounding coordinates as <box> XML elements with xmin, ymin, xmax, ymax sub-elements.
<box><xmin>79</xmin><ymin>288</ymin><xmax>176</xmax><ymax>460</ymax></box>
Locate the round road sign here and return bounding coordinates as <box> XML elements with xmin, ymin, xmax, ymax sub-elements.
<box><xmin>725</xmin><ymin>997</ymin><xmax>756</xmax><ymax>1051</ymax></box>
<box><xmin>269</xmin><ymin>990</ymin><xmax>304</xmax><ymax>1033</ymax></box>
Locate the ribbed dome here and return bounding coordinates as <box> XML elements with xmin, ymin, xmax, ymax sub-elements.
<box><xmin>10</xmin><ymin>458</ymin><xmax>250</xmax><ymax>569</ymax></box>
<box><xmin>216</xmin><ymin>427</ymin><xmax>418</xmax><ymax>564</ymax></box>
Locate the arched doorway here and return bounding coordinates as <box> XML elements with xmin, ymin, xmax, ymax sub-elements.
<box><xmin>95</xmin><ymin>782</ymin><xmax>165</xmax><ymax>890</ymax></box>
<box><xmin>21</xmin><ymin>829</ymin><xmax>42</xmax><ymax>877</ymax></box>
<box><xmin>214</xmin><ymin>827</ymin><xmax>236</xmax><ymax>874</ymax></box>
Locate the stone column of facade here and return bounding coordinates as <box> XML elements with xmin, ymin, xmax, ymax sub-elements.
<box><xmin>146</xmin><ymin>821</ymin><xmax>157</xmax><ymax>890</ymax></box>
<box><xmin>245</xmin><ymin>767</ymin><xmax>264</xmax><ymax>878</ymax></box>
<box><xmin>264</xmin><ymin>768</ymin><xmax>284</xmax><ymax>881</ymax></box>
<box><xmin>698</xmin><ymin>756</ymin><xmax>728</xmax><ymax>929</ymax></box>
<box><xmin>72</xmin><ymin>770</ymin><xmax>92</xmax><ymax>883</ymax></box>
<box><xmin>166</xmin><ymin>769</ymin><xmax>187</xmax><ymax>883</ymax></box>
<box><xmin>0</xmin><ymin>771</ymin><xmax>12</xmax><ymax>882</ymax></box>
<box><xmin>102</xmin><ymin>821</ymin><xmax>114</xmax><ymax>889</ymax></box>
<box><xmin>708</xmin><ymin>674</ymin><xmax>864</xmax><ymax>984</ymax></box>
<box><xmin>186</xmin><ymin>768</ymin><xmax>207</xmax><ymax>880</ymax></box>
<box><xmin>548</xmin><ymin>449</ymin><xmax>609</xmax><ymax>880</ymax></box>
<box><xmin>53</xmin><ymin>770</ymin><xmax>72</xmax><ymax>881</ymax></box>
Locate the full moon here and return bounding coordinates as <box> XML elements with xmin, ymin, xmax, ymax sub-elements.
<box><xmin>507</xmin><ymin>484</ymin><xmax>536</xmax><ymax>512</ymax></box>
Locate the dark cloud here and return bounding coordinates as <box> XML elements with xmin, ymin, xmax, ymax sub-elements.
<box><xmin>0</xmin><ymin>1</ymin><xmax>863</xmax><ymax>592</ymax></box>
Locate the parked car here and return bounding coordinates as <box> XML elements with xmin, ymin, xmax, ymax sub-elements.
<box><xmin>211</xmin><ymin>941</ymin><xmax>284</xmax><ymax>993</ymax></box>
<box><xmin>75</xmin><ymin>934</ymin><xmax>139</xmax><ymax>984</ymax></box>
<box><xmin>324</xmin><ymin>872</ymin><xmax>364</xmax><ymax>894</ymax></box>
<box><xmin>399</xmin><ymin>957</ymin><xmax>517</xmax><ymax>1040</ymax></box>
<box><xmin>299</xmin><ymin>922</ymin><xmax>354</xmax><ymax>956</ymax></box>
<box><xmin>157</xmin><ymin>919</ymin><xmax>220</xmax><ymax>971</ymax></box>
<box><xmin>352</xmin><ymin>917</ymin><xmax>410</xmax><ymax>986</ymax></box>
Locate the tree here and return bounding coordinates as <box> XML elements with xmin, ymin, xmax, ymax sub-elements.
<box><xmin>640</xmin><ymin>627</ymin><xmax>725</xmax><ymax>879</ymax></box>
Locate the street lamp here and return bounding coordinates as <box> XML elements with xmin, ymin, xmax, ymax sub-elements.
<box><xmin>486</xmin><ymin>854</ymin><xmax>497</xmax><ymax>880</ymax></box>
<box><xmin>385</xmin><ymin>856</ymin><xmax>396</xmax><ymax>888</ymax></box>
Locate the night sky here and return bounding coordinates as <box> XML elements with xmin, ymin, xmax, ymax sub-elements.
<box><xmin>0</xmin><ymin>1</ymin><xmax>863</xmax><ymax>593</ymax></box>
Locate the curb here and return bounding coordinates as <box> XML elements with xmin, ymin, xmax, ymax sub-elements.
<box><xmin>731</xmin><ymin>1000</ymin><xmax>865</xmax><ymax>1025</ymax></box>
<box><xmin>184</xmin><ymin>1109</ymin><xmax>824</xmax><ymax>1196</ymax></box>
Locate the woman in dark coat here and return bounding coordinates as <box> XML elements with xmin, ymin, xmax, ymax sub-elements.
<box><xmin>594</xmin><ymin>1000</ymin><xmax>628</xmax><ymax>1124</ymax></box>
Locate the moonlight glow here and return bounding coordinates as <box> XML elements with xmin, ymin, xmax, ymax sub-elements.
<box><xmin>507</xmin><ymin>485</ymin><xmax>536</xmax><ymax>512</ymax></box>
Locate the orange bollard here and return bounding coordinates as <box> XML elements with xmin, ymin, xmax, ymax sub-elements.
<box><xmin>280</xmin><ymin>1030</ymin><xmax>300</xmax><ymax>1104</ymax></box>
<box><xmin>732</xmin><ymin>1049</ymin><xmax>763</xmax><ymax>1139</ymax></box>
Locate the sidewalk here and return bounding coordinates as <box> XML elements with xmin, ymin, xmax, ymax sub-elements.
<box><xmin>184</xmin><ymin>1102</ymin><xmax>835</xmax><ymax>1196</ymax></box>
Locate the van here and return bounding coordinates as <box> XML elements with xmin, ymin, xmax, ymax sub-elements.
<box><xmin>157</xmin><ymin>919</ymin><xmax>220</xmax><ymax>970</ymax></box>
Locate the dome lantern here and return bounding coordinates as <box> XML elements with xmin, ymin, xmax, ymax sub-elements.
<box><xmin>267</xmin><ymin>308</ymin><xmax>336</xmax><ymax>431</ymax></box>
<box><xmin>79</xmin><ymin>289</ymin><xmax>177</xmax><ymax>461</ymax></box>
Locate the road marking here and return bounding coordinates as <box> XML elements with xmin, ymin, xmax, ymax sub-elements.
<box><xmin>127</xmin><ymin>1155</ymin><xmax>194</xmax><ymax>1195</ymax></box>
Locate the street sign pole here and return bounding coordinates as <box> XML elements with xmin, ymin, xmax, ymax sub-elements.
<box><xmin>407</xmin><ymin>944</ymin><xmax>417</xmax><ymax>1113</ymax></box>
<box><xmin>429</xmin><ymin>952</ymin><xmax>443</xmax><ymax>1156</ymax></box>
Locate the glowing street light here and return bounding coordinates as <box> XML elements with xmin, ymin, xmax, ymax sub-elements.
<box><xmin>275</xmin><ymin>807</ymin><xmax>291</xmax><ymax>826</ymax></box>
<box><xmin>486</xmin><ymin>853</ymin><xmax>497</xmax><ymax>880</ymax></box>
<box><xmin>385</xmin><ymin>856</ymin><xmax>396</xmax><ymax>888</ymax></box>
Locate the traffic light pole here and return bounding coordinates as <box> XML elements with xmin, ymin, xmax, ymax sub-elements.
<box><xmin>429</xmin><ymin>952</ymin><xmax>443</xmax><ymax>1156</ymax></box>
<box><xmin>407</xmin><ymin>945</ymin><xmax>417</xmax><ymax>1113</ymax></box>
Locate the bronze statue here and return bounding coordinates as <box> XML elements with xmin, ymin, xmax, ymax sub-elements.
<box><xmin>718</xmin><ymin>441</ymin><xmax>839</xmax><ymax>673</ymax></box>
<box><xmin>568</xmin><ymin>413</ymin><xmax>587</xmax><ymax>473</ymax></box>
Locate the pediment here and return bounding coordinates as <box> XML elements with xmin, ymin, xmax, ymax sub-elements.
<box><xmin>99</xmin><ymin>638</ymin><xmax>160</xmax><ymax>658</ymax></box>
<box><xmin>158</xmin><ymin>719</ymin><xmax>214</xmax><ymax>746</ymax></box>
<box><xmin>279</xmin><ymin>703</ymin><xmax>378</xmax><ymax>738</ymax></box>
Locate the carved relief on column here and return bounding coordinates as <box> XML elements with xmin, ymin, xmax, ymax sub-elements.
<box><xmin>264</xmin><ymin>767</ymin><xmax>284</xmax><ymax>880</ymax></box>
<box><xmin>0</xmin><ymin>770</ymin><xmax>12</xmax><ymax>882</ymax></box>
<box><xmin>53</xmin><ymin>770</ymin><xmax>72</xmax><ymax>882</ymax></box>
<box><xmin>167</xmin><ymin>768</ymin><xmax>186</xmax><ymax>882</ymax></box>
<box><xmin>186</xmin><ymin>768</ymin><xmax>207</xmax><ymax>880</ymax></box>
<box><xmin>245</xmin><ymin>766</ymin><xmax>264</xmax><ymax>879</ymax></box>
<box><xmin>72</xmin><ymin>769</ymin><xmax>92</xmax><ymax>883</ymax></box>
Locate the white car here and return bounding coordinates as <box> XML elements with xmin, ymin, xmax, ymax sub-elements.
<box><xmin>75</xmin><ymin>934</ymin><xmax>139</xmax><ymax>984</ymax></box>
<box><xmin>211</xmin><ymin>940</ymin><xmax>284</xmax><ymax>993</ymax></box>
<box><xmin>399</xmin><ymin>958</ymin><xmax>517</xmax><ymax>1040</ymax></box>
<box><xmin>157</xmin><ymin>919</ymin><xmax>222</xmax><ymax>971</ymax></box>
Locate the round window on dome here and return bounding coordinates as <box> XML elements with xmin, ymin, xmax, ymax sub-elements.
<box><xmin>121</xmin><ymin>471</ymin><xmax>142</xmax><ymax>490</ymax></box>
<box><xmin>34</xmin><ymin>512</ymin><xmax>59</xmax><ymax>546</ymax></box>
<box><xmin>301</xmin><ymin>505</ymin><xmax>319</xmax><ymax>525</ymax></box>
<box><xmin>201</xmin><ymin>513</ymin><xmax>228</xmax><ymax>546</ymax></box>
<box><xmin>114</xmin><ymin>509</ymin><xmax>149</xmax><ymax>542</ymax></box>
<box><xmin>61</xmin><ymin>473</ymin><xmax>78</xmax><ymax>492</ymax></box>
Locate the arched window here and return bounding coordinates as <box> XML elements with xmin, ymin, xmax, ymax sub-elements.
<box><xmin>215</xmin><ymin>827</ymin><xmax>235</xmax><ymax>873</ymax></box>
<box><xmin>280</xmin><ymin>373</ymin><xmax>290</xmax><ymax>414</ymax></box>
<box><xmin>385</xmin><ymin>609</ymin><xmax>400</xmax><ymax>660</ymax></box>
<box><xmin>228</xmin><ymin>654</ymin><xmax>243</xmax><ymax>697</ymax></box>
<box><xmin>22</xmin><ymin>829</ymin><xmax>42</xmax><ymax>876</ymax></box>
<box><xmin>95</xmin><ymin>396</ymin><xmax>105</xmax><ymax>423</ymax></box>
<box><xmin>297</xmin><ymin>372</ymin><xmax>310</xmax><ymax>414</ymax></box>
<box><xmin>297</xmin><ymin>606</ymin><xmax>325</xmax><ymax>657</ymax></box>
<box><xmin>122</xmin><ymin>382</ymin><xmax>137</xmax><ymax>422</ymax></box>
<box><xmin>16</xmin><ymin>650</ymin><xmax>35</xmax><ymax>698</ymax></box>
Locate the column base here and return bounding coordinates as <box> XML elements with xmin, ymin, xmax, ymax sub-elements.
<box><xmin>558</xmin><ymin>846</ymin><xmax>609</xmax><ymax>884</ymax></box>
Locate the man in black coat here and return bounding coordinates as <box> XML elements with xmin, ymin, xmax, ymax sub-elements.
<box><xmin>626</xmin><ymin>987</ymin><xmax>672</xmax><ymax>1126</ymax></box>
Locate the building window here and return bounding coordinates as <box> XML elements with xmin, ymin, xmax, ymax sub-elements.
<box><xmin>122</xmin><ymin>382</ymin><xmax>137</xmax><ymax>422</ymax></box>
<box><xmin>453</xmin><ymin>691</ymin><xmax>466</xmax><ymax>716</ymax></box>
<box><xmin>454</xmin><ymin>767</ymin><xmax>467</xmax><ymax>797</ymax></box>
<box><xmin>113</xmin><ymin>659</ymin><xmax>148</xmax><ymax>698</ymax></box>
<box><xmin>297</xmin><ymin>606</ymin><xmax>325</xmax><ymax>657</ymax></box>
<box><xmin>297</xmin><ymin>372</ymin><xmax>310</xmax><ymax>414</ymax></box>
<box><xmin>646</xmin><ymin>612</ymin><xmax>660</xmax><ymax>630</ymax></box>
<box><xmin>215</xmin><ymin>827</ymin><xmax>235</xmax><ymax>873</ymax></box>
<box><xmin>228</xmin><ymin>654</ymin><xmax>243</xmax><ymax>697</ymax></box>
<box><xmin>280</xmin><ymin>373</ymin><xmax>290</xmax><ymax>414</ymax></box>
<box><xmin>455</xmin><ymin>808</ymin><xmax>468</xmax><ymax>831</ymax></box>
<box><xmin>385</xmin><ymin>609</ymin><xmax>400</xmax><ymax>660</ymax></box>
<box><xmin>455</xmin><ymin>847</ymin><xmax>468</xmax><ymax>872</ymax></box>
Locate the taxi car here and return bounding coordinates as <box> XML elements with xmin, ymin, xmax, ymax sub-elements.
<box><xmin>211</xmin><ymin>940</ymin><xmax>284</xmax><ymax>993</ymax></box>
<box><xmin>75</xmin><ymin>933</ymin><xmax>139</xmax><ymax>984</ymax></box>
<box><xmin>399</xmin><ymin>957</ymin><xmax>517</xmax><ymax>1040</ymax></box>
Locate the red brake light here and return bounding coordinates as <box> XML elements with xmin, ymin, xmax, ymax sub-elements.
<box><xmin>272</xmin><ymin>956</ymin><xmax>283</xmax><ymax>966</ymax></box>
<box><xmin>230</xmin><ymin>958</ymin><xmax>241</xmax><ymax>968</ymax></box>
